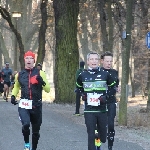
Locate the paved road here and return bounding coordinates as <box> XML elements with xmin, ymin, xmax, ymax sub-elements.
<box><xmin>0</xmin><ymin>98</ymin><xmax>144</xmax><ymax>150</ymax></box>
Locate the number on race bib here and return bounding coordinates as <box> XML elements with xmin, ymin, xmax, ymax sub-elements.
<box><xmin>19</xmin><ymin>99</ymin><xmax>32</xmax><ymax>109</ymax></box>
<box><xmin>22</xmin><ymin>102</ymin><xmax>29</xmax><ymax>106</ymax></box>
<box><xmin>90</xmin><ymin>98</ymin><xmax>98</xmax><ymax>103</ymax></box>
<box><xmin>87</xmin><ymin>93</ymin><xmax>102</xmax><ymax>106</ymax></box>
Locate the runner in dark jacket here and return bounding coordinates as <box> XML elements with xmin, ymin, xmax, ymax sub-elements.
<box><xmin>76</xmin><ymin>52</ymin><xmax>116</xmax><ymax>150</ymax></box>
<box><xmin>11</xmin><ymin>51</ymin><xmax>50</xmax><ymax>150</ymax></box>
<box><xmin>1</xmin><ymin>62</ymin><xmax>12</xmax><ymax>101</ymax></box>
<box><xmin>74</xmin><ymin>61</ymin><xmax>85</xmax><ymax>116</ymax></box>
<box><xmin>101</xmin><ymin>51</ymin><xmax>120</xmax><ymax>150</ymax></box>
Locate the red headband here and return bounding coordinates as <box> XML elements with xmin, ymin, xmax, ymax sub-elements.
<box><xmin>24</xmin><ymin>51</ymin><xmax>35</xmax><ymax>59</ymax></box>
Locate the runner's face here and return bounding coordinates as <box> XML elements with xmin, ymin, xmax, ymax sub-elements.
<box><xmin>101</xmin><ymin>56</ymin><xmax>113</xmax><ymax>69</ymax></box>
<box><xmin>87</xmin><ymin>54</ymin><xmax>100</xmax><ymax>69</ymax></box>
<box><xmin>24</xmin><ymin>56</ymin><xmax>34</xmax><ymax>69</ymax></box>
<box><xmin>5</xmin><ymin>64</ymin><xmax>9</xmax><ymax>68</ymax></box>
<box><xmin>37</xmin><ymin>66</ymin><xmax>41</xmax><ymax>70</ymax></box>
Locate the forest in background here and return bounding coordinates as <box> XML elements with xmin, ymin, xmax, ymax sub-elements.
<box><xmin>0</xmin><ymin>0</ymin><xmax>150</xmax><ymax>125</ymax></box>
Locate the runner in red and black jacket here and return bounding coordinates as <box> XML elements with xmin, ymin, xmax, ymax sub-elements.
<box><xmin>11</xmin><ymin>51</ymin><xmax>50</xmax><ymax>150</ymax></box>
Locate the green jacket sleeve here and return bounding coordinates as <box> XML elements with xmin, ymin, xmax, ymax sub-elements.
<box><xmin>76</xmin><ymin>69</ymin><xmax>82</xmax><ymax>80</ymax></box>
<box><xmin>40</xmin><ymin>70</ymin><xmax>50</xmax><ymax>93</ymax></box>
<box><xmin>11</xmin><ymin>73</ymin><xmax>20</xmax><ymax>97</ymax></box>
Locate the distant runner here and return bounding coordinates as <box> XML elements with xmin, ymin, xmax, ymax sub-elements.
<box><xmin>1</xmin><ymin>62</ymin><xmax>12</xmax><ymax>102</ymax></box>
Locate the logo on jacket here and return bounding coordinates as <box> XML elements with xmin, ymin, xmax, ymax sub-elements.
<box><xmin>95</xmin><ymin>75</ymin><xmax>102</xmax><ymax>80</ymax></box>
<box><xmin>97</xmin><ymin>75</ymin><xmax>101</xmax><ymax>77</ymax></box>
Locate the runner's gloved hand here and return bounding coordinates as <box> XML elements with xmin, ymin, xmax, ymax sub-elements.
<box><xmin>36</xmin><ymin>75</ymin><xmax>46</xmax><ymax>86</ymax></box>
<box><xmin>74</xmin><ymin>88</ymin><xmax>82</xmax><ymax>93</ymax></box>
<box><xmin>11</xmin><ymin>95</ymin><xmax>18</xmax><ymax>105</ymax></box>
<box><xmin>82</xmin><ymin>93</ymin><xmax>87</xmax><ymax>101</ymax></box>
<box><xmin>74</xmin><ymin>88</ymin><xmax>78</xmax><ymax>93</ymax></box>
<box><xmin>98</xmin><ymin>95</ymin><xmax>108</xmax><ymax>104</ymax></box>
<box><xmin>2</xmin><ymin>74</ymin><xmax>6</xmax><ymax>78</ymax></box>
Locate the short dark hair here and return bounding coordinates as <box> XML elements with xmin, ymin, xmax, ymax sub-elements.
<box><xmin>101</xmin><ymin>51</ymin><xmax>113</xmax><ymax>59</ymax></box>
<box><xmin>37</xmin><ymin>63</ymin><xmax>42</xmax><ymax>67</ymax></box>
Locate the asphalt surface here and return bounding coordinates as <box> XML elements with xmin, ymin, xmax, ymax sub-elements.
<box><xmin>0</xmin><ymin>98</ymin><xmax>144</xmax><ymax>150</ymax></box>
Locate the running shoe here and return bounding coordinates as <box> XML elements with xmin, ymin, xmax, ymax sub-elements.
<box><xmin>73</xmin><ymin>113</ymin><xmax>80</xmax><ymax>116</ymax></box>
<box><xmin>24</xmin><ymin>143</ymin><xmax>30</xmax><ymax>150</ymax></box>
<box><xmin>95</xmin><ymin>138</ymin><xmax>102</xmax><ymax>147</ymax></box>
<box><xmin>95</xmin><ymin>130</ymin><xmax>102</xmax><ymax>150</ymax></box>
<box><xmin>5</xmin><ymin>97</ymin><xmax>8</xmax><ymax>102</ymax></box>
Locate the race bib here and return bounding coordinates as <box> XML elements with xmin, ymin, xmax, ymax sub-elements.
<box><xmin>19</xmin><ymin>99</ymin><xmax>32</xmax><ymax>109</ymax></box>
<box><xmin>87</xmin><ymin>93</ymin><xmax>102</xmax><ymax>106</ymax></box>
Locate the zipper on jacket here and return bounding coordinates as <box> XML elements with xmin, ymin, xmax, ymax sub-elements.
<box><xmin>29</xmin><ymin>69</ymin><xmax>32</xmax><ymax>100</ymax></box>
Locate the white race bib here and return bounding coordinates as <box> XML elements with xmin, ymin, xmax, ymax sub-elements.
<box><xmin>19</xmin><ymin>99</ymin><xmax>32</xmax><ymax>109</ymax></box>
<box><xmin>87</xmin><ymin>93</ymin><xmax>102</xmax><ymax>106</ymax></box>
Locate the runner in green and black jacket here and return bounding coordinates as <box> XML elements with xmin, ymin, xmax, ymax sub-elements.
<box><xmin>76</xmin><ymin>52</ymin><xmax>117</xmax><ymax>150</ymax></box>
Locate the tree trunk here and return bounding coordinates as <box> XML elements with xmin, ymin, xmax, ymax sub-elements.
<box><xmin>36</xmin><ymin>0</ymin><xmax>48</xmax><ymax>65</ymax></box>
<box><xmin>119</xmin><ymin>0</ymin><xmax>134</xmax><ymax>126</ymax></box>
<box><xmin>10</xmin><ymin>0</ymin><xmax>24</xmax><ymax>70</ymax></box>
<box><xmin>0</xmin><ymin>6</ymin><xmax>25</xmax><ymax>69</ymax></box>
<box><xmin>129</xmin><ymin>67</ymin><xmax>135</xmax><ymax>97</ymax></box>
<box><xmin>87</xmin><ymin>1</ymin><xmax>99</xmax><ymax>52</ymax></box>
<box><xmin>147</xmin><ymin>53</ymin><xmax>150</xmax><ymax>112</ymax></box>
<box><xmin>139</xmin><ymin>1</ymin><xmax>150</xmax><ymax>112</ymax></box>
<box><xmin>53</xmin><ymin>0</ymin><xmax>79</xmax><ymax>103</ymax></box>
<box><xmin>0</xmin><ymin>32</ymin><xmax>12</xmax><ymax>66</ymax></box>
<box><xmin>97</xmin><ymin>0</ymin><xmax>108</xmax><ymax>52</ymax></box>
<box><xmin>106</xmin><ymin>0</ymin><xmax>114</xmax><ymax>53</ymax></box>
<box><xmin>0</xmin><ymin>46</ymin><xmax>2</xmax><ymax>69</ymax></box>
<box><xmin>21</xmin><ymin>0</ymin><xmax>29</xmax><ymax>51</ymax></box>
<box><xmin>78</xmin><ymin>2</ymin><xmax>90</xmax><ymax>60</ymax></box>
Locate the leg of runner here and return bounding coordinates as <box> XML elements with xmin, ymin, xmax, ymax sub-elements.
<box><xmin>74</xmin><ymin>91</ymin><xmax>81</xmax><ymax>116</ymax></box>
<box><xmin>3</xmin><ymin>83</ymin><xmax>8</xmax><ymax>101</ymax></box>
<box><xmin>5</xmin><ymin>81</ymin><xmax>11</xmax><ymax>102</ymax></box>
<box><xmin>18</xmin><ymin>107</ymin><xmax>31</xmax><ymax>150</ymax></box>
<box><xmin>31</xmin><ymin>106</ymin><xmax>42</xmax><ymax>150</ymax></box>
<box><xmin>107</xmin><ymin>103</ymin><xmax>116</xmax><ymax>150</ymax></box>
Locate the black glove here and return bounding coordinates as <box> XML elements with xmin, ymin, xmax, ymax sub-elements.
<box><xmin>36</xmin><ymin>75</ymin><xmax>46</xmax><ymax>86</ymax></box>
<box><xmin>98</xmin><ymin>95</ymin><xmax>109</xmax><ymax>104</ymax></box>
<box><xmin>11</xmin><ymin>95</ymin><xmax>18</xmax><ymax>105</ymax></box>
<box><xmin>74</xmin><ymin>88</ymin><xmax>82</xmax><ymax>93</ymax></box>
<box><xmin>74</xmin><ymin>88</ymin><xmax>78</xmax><ymax>93</ymax></box>
<box><xmin>81</xmin><ymin>93</ymin><xmax>87</xmax><ymax>101</ymax></box>
<box><xmin>2</xmin><ymin>74</ymin><xmax>6</xmax><ymax>78</ymax></box>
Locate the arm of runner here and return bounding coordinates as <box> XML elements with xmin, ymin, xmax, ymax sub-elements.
<box><xmin>115</xmin><ymin>71</ymin><xmax>120</xmax><ymax>93</ymax></box>
<box><xmin>11</xmin><ymin>73</ymin><xmax>20</xmax><ymax>97</ymax></box>
<box><xmin>115</xmin><ymin>70</ymin><xmax>119</xmax><ymax>87</ymax></box>
<box><xmin>75</xmin><ymin>69</ymin><xmax>81</xmax><ymax>80</ymax></box>
<box><xmin>76</xmin><ymin>73</ymin><xmax>84</xmax><ymax>92</ymax></box>
<box><xmin>106</xmin><ymin>71</ymin><xmax>117</xmax><ymax>96</ymax></box>
<box><xmin>40</xmin><ymin>70</ymin><xmax>50</xmax><ymax>93</ymax></box>
<box><xmin>1</xmin><ymin>69</ymin><xmax>5</xmax><ymax>80</ymax></box>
